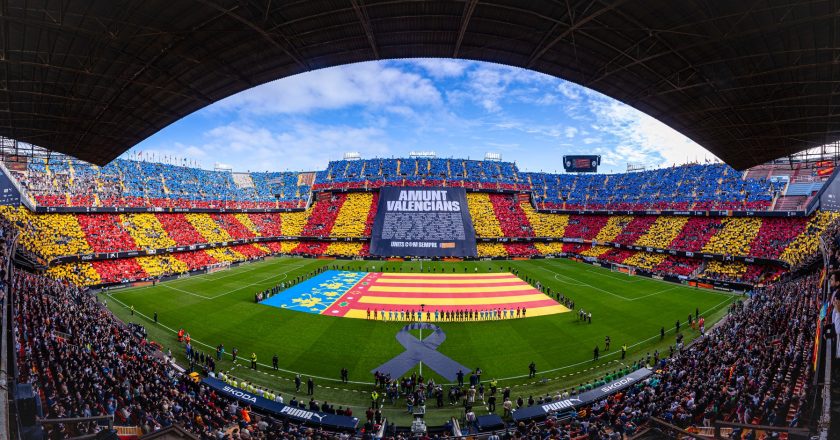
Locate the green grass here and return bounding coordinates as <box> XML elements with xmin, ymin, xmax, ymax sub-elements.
<box><xmin>103</xmin><ymin>256</ymin><xmax>737</xmax><ymax>425</ymax></box>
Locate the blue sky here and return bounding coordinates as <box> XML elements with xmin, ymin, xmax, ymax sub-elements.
<box><xmin>128</xmin><ymin>59</ymin><xmax>718</xmax><ymax>174</ymax></box>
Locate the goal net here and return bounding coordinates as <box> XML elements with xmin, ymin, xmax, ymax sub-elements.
<box><xmin>207</xmin><ymin>261</ymin><xmax>231</xmax><ymax>274</ymax></box>
<box><xmin>611</xmin><ymin>264</ymin><xmax>636</xmax><ymax>276</ymax></box>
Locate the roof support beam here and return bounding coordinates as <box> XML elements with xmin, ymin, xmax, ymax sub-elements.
<box><xmin>350</xmin><ymin>0</ymin><xmax>379</xmax><ymax>59</ymax></box>
<box><xmin>453</xmin><ymin>0</ymin><xmax>479</xmax><ymax>57</ymax></box>
<box><xmin>197</xmin><ymin>0</ymin><xmax>308</xmax><ymax>70</ymax></box>
<box><xmin>526</xmin><ymin>0</ymin><xmax>629</xmax><ymax>69</ymax></box>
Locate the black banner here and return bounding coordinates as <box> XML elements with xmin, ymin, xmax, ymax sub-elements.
<box><xmin>511</xmin><ymin>368</ymin><xmax>653</xmax><ymax>423</ymax></box>
<box><xmin>0</xmin><ymin>169</ymin><xmax>21</xmax><ymax>206</ymax></box>
<box><xmin>370</xmin><ymin>187</ymin><xmax>477</xmax><ymax>257</ymax></box>
<box><xmin>202</xmin><ymin>377</ymin><xmax>358</xmax><ymax>431</ymax></box>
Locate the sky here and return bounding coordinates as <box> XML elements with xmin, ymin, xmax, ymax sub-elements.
<box><xmin>127</xmin><ymin>59</ymin><xmax>719</xmax><ymax>174</ymax></box>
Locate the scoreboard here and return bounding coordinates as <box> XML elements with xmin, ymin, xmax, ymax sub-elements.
<box><xmin>563</xmin><ymin>155</ymin><xmax>600</xmax><ymax>173</ymax></box>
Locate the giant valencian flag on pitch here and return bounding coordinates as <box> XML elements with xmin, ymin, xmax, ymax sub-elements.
<box><xmin>261</xmin><ymin>270</ymin><xmax>568</xmax><ymax>319</ymax></box>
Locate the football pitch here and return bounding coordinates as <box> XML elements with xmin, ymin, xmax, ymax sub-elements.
<box><xmin>104</xmin><ymin>256</ymin><xmax>737</xmax><ymax>425</ymax></box>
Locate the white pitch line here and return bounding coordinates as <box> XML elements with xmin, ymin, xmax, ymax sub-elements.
<box><xmin>543</xmin><ymin>267</ymin><xmax>633</xmax><ymax>300</ymax></box>
<box><xmin>159</xmin><ymin>283</ymin><xmax>215</xmax><ymax>299</ymax></box>
<box><xmin>629</xmin><ymin>285</ymin><xmax>682</xmax><ymax>301</ymax></box>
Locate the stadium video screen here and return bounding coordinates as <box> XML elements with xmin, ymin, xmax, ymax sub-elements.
<box><xmin>369</xmin><ymin>187</ymin><xmax>477</xmax><ymax>257</ymax></box>
<box><xmin>563</xmin><ymin>155</ymin><xmax>600</xmax><ymax>173</ymax></box>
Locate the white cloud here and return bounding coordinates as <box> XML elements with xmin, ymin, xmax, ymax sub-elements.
<box><xmin>586</xmin><ymin>96</ymin><xmax>718</xmax><ymax>167</ymax></box>
<box><xmin>557</xmin><ymin>82</ymin><xmax>581</xmax><ymax>100</ymax></box>
<box><xmin>136</xmin><ymin>122</ymin><xmax>394</xmax><ymax>172</ymax></box>
<box><xmin>458</xmin><ymin>63</ymin><xmax>556</xmax><ymax>112</ymax></box>
<box><xmin>565</xmin><ymin>127</ymin><xmax>578</xmax><ymax>138</ymax></box>
<box><xmin>212</xmin><ymin>61</ymin><xmax>442</xmax><ymax>115</ymax></box>
<box><xmin>410</xmin><ymin>59</ymin><xmax>469</xmax><ymax>79</ymax></box>
<box><xmin>535</xmin><ymin>93</ymin><xmax>559</xmax><ymax>105</ymax></box>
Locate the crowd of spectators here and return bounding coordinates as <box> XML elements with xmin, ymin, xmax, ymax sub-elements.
<box><xmin>782</xmin><ymin>211</ymin><xmax>840</xmax><ymax>268</ymax></box>
<box><xmin>633</xmin><ymin>217</ymin><xmax>689</xmax><ymax>250</ymax></box>
<box><xmin>748</xmin><ymin>218</ymin><xmax>809</xmax><ymax>260</ymax></box>
<box><xmin>622</xmin><ymin>251</ymin><xmax>668</xmax><ymax>270</ymax></box>
<box><xmin>13</xmin><ymin>270</ymin><xmax>357</xmax><ymax>439</ymax></box>
<box><xmin>17</xmin><ymin>157</ymin><xmax>310</xmax><ymax>209</ymax></box>
<box><xmin>529</xmin><ymin>163</ymin><xmax>776</xmax><ymax>211</ymax></box>
<box><xmin>651</xmin><ymin>256</ymin><xmax>701</xmax><ymax>277</ymax></box>
<box><xmin>330</xmin><ymin>193</ymin><xmax>374</xmax><ymax>238</ymax></box>
<box><xmin>14</xmin><ymin>156</ymin><xmax>783</xmax><ymax>213</ymax></box>
<box><xmin>9</xmin><ymin>224</ymin><xmax>823</xmax><ymax>439</ymax></box>
<box><xmin>523</xmin><ymin>272</ymin><xmax>819</xmax><ymax>438</ymax></box>
<box><xmin>519</xmin><ymin>202</ymin><xmax>568</xmax><ymax>238</ymax></box>
<box><xmin>700</xmin><ymin>218</ymin><xmax>763</xmax><ymax>256</ymax></box>
<box><xmin>314</xmin><ymin>158</ymin><xmax>529</xmax><ymax>192</ymax></box>
<box><xmin>299</xmin><ymin>193</ymin><xmax>346</xmax><ymax>238</ymax></box>
<box><xmin>467</xmin><ymin>193</ymin><xmax>505</xmax><ymax>238</ymax></box>
<box><xmin>76</xmin><ymin>214</ymin><xmax>138</xmax><ymax>253</ymax></box>
<box><xmin>668</xmin><ymin>218</ymin><xmax>722</xmax><ymax>252</ymax></box>
<box><xmin>488</xmin><ymin>194</ymin><xmax>534</xmax><ymax>238</ymax></box>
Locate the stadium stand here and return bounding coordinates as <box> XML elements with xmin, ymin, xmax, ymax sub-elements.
<box><xmin>0</xmin><ymin>155</ymin><xmax>833</xmax><ymax>288</ymax></box>
<box><xmin>186</xmin><ymin>213</ymin><xmax>234</xmax><ymax>243</ymax></box>
<box><xmin>14</xmin><ymin>157</ymin><xmax>312</xmax><ymax>209</ymax></box>
<box><xmin>0</xmin><ymin>206</ymin><xmax>93</xmax><ymax>259</ymax></box>
<box><xmin>489</xmin><ymin>193</ymin><xmax>534</xmax><ymax>237</ymax></box>
<box><xmin>12</xmin><ymin>270</ymin><xmax>355</xmax><ymax>439</ymax></box>
<box><xmin>519</xmin><ymin>201</ymin><xmax>568</xmax><ymax>238</ymax></box>
<box><xmin>581</xmin><ymin>216</ymin><xmax>631</xmax><ymax>257</ymax></box>
<box><xmin>467</xmin><ymin>193</ymin><xmax>505</xmax><ymax>238</ymax></box>
<box><xmin>652</xmin><ymin>256</ymin><xmax>701</xmax><ymax>277</ymax></box>
<box><xmin>621</xmin><ymin>251</ymin><xmax>668</xmax><ymax>270</ymax></box>
<box><xmin>76</xmin><ymin>214</ymin><xmax>137</xmax><ymax>253</ymax></box>
<box><xmin>700</xmin><ymin>218</ymin><xmax>763</xmax><ymax>256</ymax></box>
<box><xmin>330</xmin><ymin>192</ymin><xmax>374</xmax><ymax>238</ymax></box>
<box><xmin>528</xmin><ymin>163</ymin><xmax>775</xmax><ymax>210</ymax></box>
<box><xmin>15</xmin><ymin>157</ymin><xmax>785</xmax><ymax>212</ymax></box>
<box><xmin>157</xmin><ymin>213</ymin><xmax>211</xmax><ymax>246</ymax></box>
<box><xmin>246</xmin><ymin>213</ymin><xmax>284</xmax><ymax>237</ymax></box>
<box><xmin>633</xmin><ymin>216</ymin><xmax>690</xmax><ymax>249</ymax></box>
<box><xmin>668</xmin><ymin>217</ymin><xmax>723</xmax><ymax>252</ymax></box>
<box><xmin>778</xmin><ymin>211</ymin><xmax>840</xmax><ymax>267</ymax></box>
<box><xmin>122</xmin><ymin>213</ymin><xmax>178</xmax><ymax>249</ymax></box>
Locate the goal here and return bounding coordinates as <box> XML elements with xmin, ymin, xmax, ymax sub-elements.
<box><xmin>611</xmin><ymin>264</ymin><xmax>636</xmax><ymax>276</ymax></box>
<box><xmin>207</xmin><ymin>261</ymin><xmax>232</xmax><ymax>274</ymax></box>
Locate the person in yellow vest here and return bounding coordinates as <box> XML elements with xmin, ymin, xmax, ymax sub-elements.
<box><xmin>231</xmin><ymin>379</ymin><xmax>238</xmax><ymax>388</ymax></box>
<box><xmin>218</xmin><ymin>372</ymin><xmax>227</xmax><ymax>382</ymax></box>
<box><xmin>371</xmin><ymin>390</ymin><xmax>379</xmax><ymax>408</ymax></box>
<box><xmin>251</xmin><ymin>352</ymin><xmax>258</xmax><ymax>370</ymax></box>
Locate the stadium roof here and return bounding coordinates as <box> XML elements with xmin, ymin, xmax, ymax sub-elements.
<box><xmin>2</xmin><ymin>0</ymin><xmax>838</xmax><ymax>170</ymax></box>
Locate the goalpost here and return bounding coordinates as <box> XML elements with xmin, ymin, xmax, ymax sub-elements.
<box><xmin>611</xmin><ymin>263</ymin><xmax>636</xmax><ymax>276</ymax></box>
<box><xmin>206</xmin><ymin>261</ymin><xmax>232</xmax><ymax>274</ymax></box>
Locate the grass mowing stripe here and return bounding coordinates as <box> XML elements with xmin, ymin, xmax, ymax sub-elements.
<box><xmin>103</xmin><ymin>256</ymin><xmax>741</xmax><ymax>426</ymax></box>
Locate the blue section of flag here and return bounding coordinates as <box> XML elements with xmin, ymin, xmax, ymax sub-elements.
<box><xmin>260</xmin><ymin>270</ymin><xmax>366</xmax><ymax>314</ymax></box>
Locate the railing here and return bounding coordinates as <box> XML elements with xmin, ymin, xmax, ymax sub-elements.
<box><xmin>0</xmin><ymin>229</ymin><xmax>18</xmax><ymax>440</ymax></box>
<box><xmin>4</xmin><ymin>230</ymin><xmax>20</xmax><ymax>440</ymax></box>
